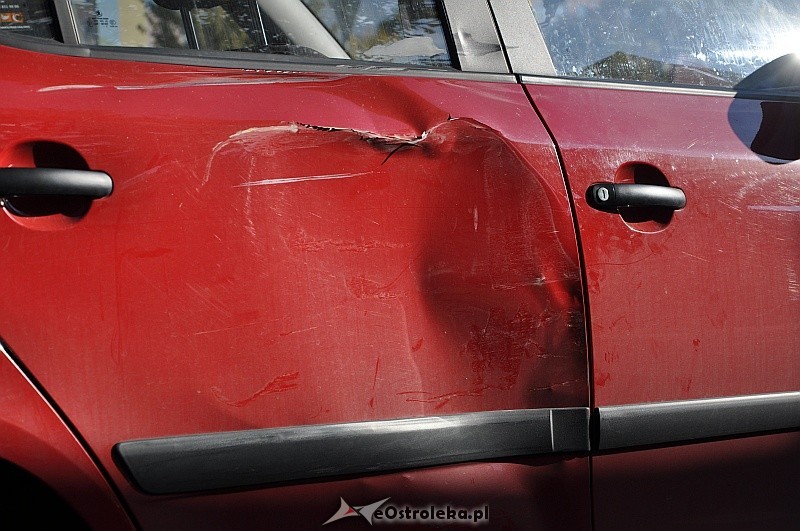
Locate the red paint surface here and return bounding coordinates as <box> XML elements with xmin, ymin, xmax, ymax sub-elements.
<box><xmin>0</xmin><ymin>350</ymin><xmax>133</xmax><ymax>529</ymax></box>
<box><xmin>526</xmin><ymin>83</ymin><xmax>800</xmax><ymax>405</ymax></box>
<box><xmin>0</xmin><ymin>44</ymin><xmax>588</xmax><ymax>527</ymax></box>
<box><xmin>527</xmin><ymin>81</ymin><xmax>799</xmax><ymax>531</ymax></box>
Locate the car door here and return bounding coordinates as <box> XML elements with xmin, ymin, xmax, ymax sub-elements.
<box><xmin>0</xmin><ymin>0</ymin><xmax>592</xmax><ymax>528</ymax></box>
<box><xmin>491</xmin><ymin>0</ymin><xmax>800</xmax><ymax>529</ymax></box>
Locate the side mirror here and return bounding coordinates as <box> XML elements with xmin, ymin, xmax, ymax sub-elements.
<box><xmin>729</xmin><ymin>54</ymin><xmax>800</xmax><ymax>163</ymax></box>
<box><xmin>735</xmin><ymin>53</ymin><xmax>800</xmax><ymax>93</ymax></box>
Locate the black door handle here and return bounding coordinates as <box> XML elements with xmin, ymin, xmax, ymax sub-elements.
<box><xmin>0</xmin><ymin>168</ymin><xmax>113</xmax><ymax>198</ymax></box>
<box><xmin>587</xmin><ymin>183</ymin><xmax>685</xmax><ymax>211</ymax></box>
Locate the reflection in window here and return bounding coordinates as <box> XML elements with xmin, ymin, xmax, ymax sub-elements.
<box><xmin>66</xmin><ymin>0</ymin><xmax>453</xmax><ymax>68</ymax></box>
<box><xmin>70</xmin><ymin>0</ymin><xmax>188</xmax><ymax>47</ymax></box>
<box><xmin>146</xmin><ymin>2</ymin><xmax>187</xmax><ymax>48</ymax></box>
<box><xmin>530</xmin><ymin>0</ymin><xmax>800</xmax><ymax>87</ymax></box>
<box><xmin>0</xmin><ymin>0</ymin><xmax>60</xmax><ymax>39</ymax></box>
<box><xmin>191</xmin><ymin>4</ymin><xmax>257</xmax><ymax>51</ymax></box>
<box><xmin>300</xmin><ymin>0</ymin><xmax>451</xmax><ymax>67</ymax></box>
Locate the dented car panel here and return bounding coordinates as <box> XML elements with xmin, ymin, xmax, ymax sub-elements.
<box><xmin>0</xmin><ymin>43</ymin><xmax>588</xmax><ymax>528</ymax></box>
<box><xmin>1</xmin><ymin>0</ymin><xmax>798</xmax><ymax>527</ymax></box>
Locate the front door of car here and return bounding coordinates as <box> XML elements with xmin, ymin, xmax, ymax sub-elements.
<box><xmin>0</xmin><ymin>0</ymin><xmax>592</xmax><ymax>528</ymax></box>
<box><xmin>496</xmin><ymin>0</ymin><xmax>800</xmax><ymax>529</ymax></box>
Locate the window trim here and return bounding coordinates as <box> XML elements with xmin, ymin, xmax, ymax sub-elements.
<box><xmin>52</xmin><ymin>0</ymin><xmax>78</xmax><ymax>45</ymax></box>
<box><xmin>0</xmin><ymin>30</ymin><xmax>514</xmax><ymax>82</ymax></box>
<box><xmin>520</xmin><ymin>73</ymin><xmax>800</xmax><ymax>102</ymax></box>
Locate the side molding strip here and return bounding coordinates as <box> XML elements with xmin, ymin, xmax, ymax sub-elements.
<box><xmin>115</xmin><ymin>408</ymin><xmax>590</xmax><ymax>495</ymax></box>
<box><xmin>597</xmin><ymin>391</ymin><xmax>800</xmax><ymax>450</ymax></box>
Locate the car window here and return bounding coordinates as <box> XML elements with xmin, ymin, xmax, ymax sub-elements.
<box><xmin>0</xmin><ymin>0</ymin><xmax>59</xmax><ymax>39</ymax></box>
<box><xmin>300</xmin><ymin>0</ymin><xmax>449</xmax><ymax>66</ymax></box>
<box><xmin>529</xmin><ymin>0</ymin><xmax>800</xmax><ymax>88</ymax></box>
<box><xmin>60</xmin><ymin>0</ymin><xmax>453</xmax><ymax>67</ymax></box>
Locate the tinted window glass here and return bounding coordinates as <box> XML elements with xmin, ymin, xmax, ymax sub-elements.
<box><xmin>70</xmin><ymin>0</ymin><xmax>185</xmax><ymax>47</ymax></box>
<box><xmin>0</xmin><ymin>0</ymin><xmax>59</xmax><ymax>39</ymax></box>
<box><xmin>531</xmin><ymin>0</ymin><xmax>800</xmax><ymax>87</ymax></box>
<box><xmin>67</xmin><ymin>0</ymin><xmax>453</xmax><ymax>67</ymax></box>
<box><xmin>300</xmin><ymin>0</ymin><xmax>451</xmax><ymax>66</ymax></box>
<box><xmin>191</xmin><ymin>4</ymin><xmax>260</xmax><ymax>51</ymax></box>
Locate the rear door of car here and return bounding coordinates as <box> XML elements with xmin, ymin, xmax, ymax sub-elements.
<box><xmin>0</xmin><ymin>1</ymin><xmax>592</xmax><ymax>528</ymax></box>
<box><xmin>491</xmin><ymin>0</ymin><xmax>800</xmax><ymax>529</ymax></box>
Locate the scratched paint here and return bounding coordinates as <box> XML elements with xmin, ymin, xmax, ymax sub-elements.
<box><xmin>0</xmin><ymin>43</ymin><xmax>587</xmax><ymax>528</ymax></box>
<box><xmin>199</xmin><ymin>116</ymin><xmax>585</xmax><ymax>414</ymax></box>
<box><xmin>211</xmin><ymin>372</ymin><xmax>301</xmax><ymax>407</ymax></box>
<box><xmin>2</xmin><ymin>84</ymin><xmax>586</xmax><ymax>423</ymax></box>
<box><xmin>528</xmin><ymin>82</ymin><xmax>800</xmax><ymax>406</ymax></box>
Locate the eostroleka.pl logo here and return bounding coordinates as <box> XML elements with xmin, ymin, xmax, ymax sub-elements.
<box><xmin>323</xmin><ymin>497</ymin><xmax>490</xmax><ymax>526</ymax></box>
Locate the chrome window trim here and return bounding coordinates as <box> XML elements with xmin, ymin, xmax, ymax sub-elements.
<box><xmin>0</xmin><ymin>32</ymin><xmax>515</xmax><ymax>82</ymax></box>
<box><xmin>522</xmin><ymin>74</ymin><xmax>738</xmax><ymax>97</ymax></box>
<box><xmin>521</xmin><ymin>74</ymin><xmax>800</xmax><ymax>101</ymax></box>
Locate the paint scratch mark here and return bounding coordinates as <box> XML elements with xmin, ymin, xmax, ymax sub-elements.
<box><xmin>291</xmin><ymin>234</ymin><xmax>410</xmax><ymax>253</ymax></box>
<box><xmin>212</xmin><ymin>371</ymin><xmax>300</xmax><ymax>407</ymax></box>
<box><xmin>749</xmin><ymin>205</ymin><xmax>800</xmax><ymax>212</ymax></box>
<box><xmin>279</xmin><ymin>325</ymin><xmax>320</xmax><ymax>337</ymax></box>
<box><xmin>346</xmin><ymin>275</ymin><xmax>400</xmax><ymax>300</ymax></box>
<box><xmin>371</xmin><ymin>358</ymin><xmax>380</xmax><ymax>391</ymax></box>
<box><xmin>381</xmin><ymin>144</ymin><xmax>411</xmax><ymax>165</ymax></box>
<box><xmin>202</xmin><ymin>124</ymin><xmax>301</xmax><ymax>188</ymax></box>
<box><xmin>203</xmin><ymin>118</ymin><xmax>479</xmax><ymax>190</ymax></box>
<box><xmin>716</xmin><ymin>199</ymin><xmax>743</xmax><ymax>213</ymax></box>
<box><xmin>594</xmin><ymin>373</ymin><xmax>611</xmax><ymax>387</ymax></box>
<box><xmin>297</xmin><ymin>122</ymin><xmax>429</xmax><ymax>145</ymax></box>
<box><xmin>194</xmin><ymin>322</ymin><xmax>258</xmax><ymax>336</ymax></box>
<box><xmin>680</xmin><ymin>251</ymin><xmax>710</xmax><ymax>263</ymax></box>
<box><xmin>37</xmin><ymin>84</ymin><xmax>103</xmax><ymax>92</ymax></box>
<box><xmin>236</xmin><ymin>171</ymin><xmax>370</xmax><ymax>187</ymax></box>
<box><xmin>185</xmin><ymin>283</ymin><xmax>233</xmax><ymax>318</ymax></box>
<box><xmin>368</xmin><ymin>358</ymin><xmax>380</xmax><ymax>408</ymax></box>
<box><xmin>491</xmin><ymin>277</ymin><xmax>555</xmax><ymax>290</ymax></box>
<box><xmin>117</xmin><ymin>164</ymin><xmax>166</xmax><ymax>192</ymax></box>
<box><xmin>399</xmin><ymin>387</ymin><xmax>496</xmax><ymax>410</ymax></box>
<box><xmin>529</xmin><ymin>379</ymin><xmax>582</xmax><ymax>392</ymax></box>
<box><xmin>786</xmin><ymin>261</ymin><xmax>800</xmax><ymax>301</ymax></box>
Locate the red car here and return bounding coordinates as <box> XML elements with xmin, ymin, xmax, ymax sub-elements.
<box><xmin>0</xmin><ymin>0</ymin><xmax>797</xmax><ymax>528</ymax></box>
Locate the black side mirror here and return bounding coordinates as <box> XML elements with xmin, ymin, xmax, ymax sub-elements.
<box><xmin>729</xmin><ymin>54</ymin><xmax>800</xmax><ymax>163</ymax></box>
<box><xmin>735</xmin><ymin>53</ymin><xmax>800</xmax><ymax>93</ymax></box>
